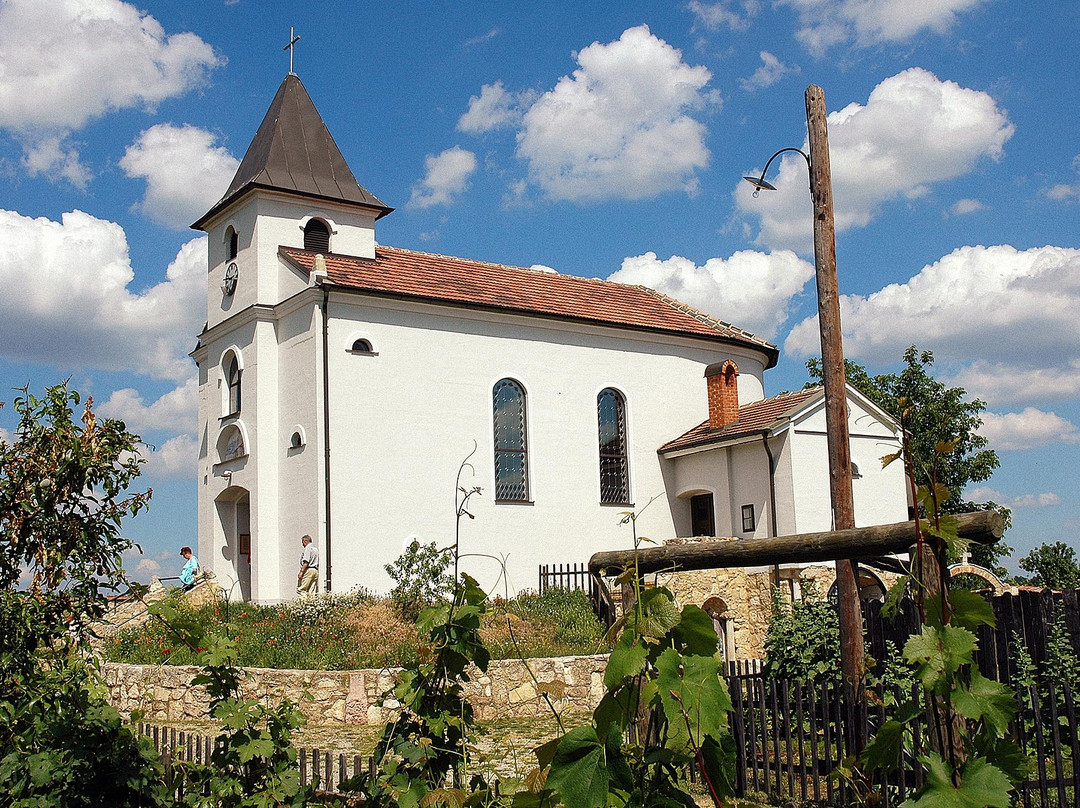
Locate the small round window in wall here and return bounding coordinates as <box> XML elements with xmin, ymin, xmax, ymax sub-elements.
<box><xmin>350</xmin><ymin>338</ymin><xmax>373</xmax><ymax>353</ymax></box>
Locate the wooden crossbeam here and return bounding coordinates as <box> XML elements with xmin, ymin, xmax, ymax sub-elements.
<box><xmin>588</xmin><ymin>511</ymin><xmax>1004</xmax><ymax>576</ymax></box>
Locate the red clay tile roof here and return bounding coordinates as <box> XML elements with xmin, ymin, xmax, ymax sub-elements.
<box><xmin>280</xmin><ymin>245</ymin><xmax>778</xmax><ymax>363</ymax></box>
<box><xmin>659</xmin><ymin>387</ymin><xmax>822</xmax><ymax>453</ymax></box>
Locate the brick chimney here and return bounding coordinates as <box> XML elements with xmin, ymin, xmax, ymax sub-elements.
<box><xmin>705</xmin><ymin>360</ymin><xmax>739</xmax><ymax>430</ymax></box>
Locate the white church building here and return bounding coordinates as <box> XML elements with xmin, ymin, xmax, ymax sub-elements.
<box><xmin>191</xmin><ymin>74</ymin><xmax>909</xmax><ymax>603</ymax></box>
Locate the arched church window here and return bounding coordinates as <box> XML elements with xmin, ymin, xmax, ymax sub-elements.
<box><xmin>226</xmin><ymin>354</ymin><xmax>242</xmax><ymax>415</ymax></box>
<box><xmin>304</xmin><ymin>219</ymin><xmax>331</xmax><ymax>253</ymax></box>
<box><xmin>493</xmin><ymin>379</ymin><xmax>529</xmax><ymax>502</ymax></box>
<box><xmin>597</xmin><ymin>388</ymin><xmax>630</xmax><ymax>504</ymax></box>
<box><xmin>351</xmin><ymin>338</ymin><xmax>373</xmax><ymax>353</ymax></box>
<box><xmin>226</xmin><ymin>226</ymin><xmax>239</xmax><ymax>260</ymax></box>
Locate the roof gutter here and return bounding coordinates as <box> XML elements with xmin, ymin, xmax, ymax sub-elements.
<box><xmin>319</xmin><ymin>274</ymin><xmax>334</xmax><ymax>593</ymax></box>
<box><xmin>761</xmin><ymin>430</ymin><xmax>780</xmax><ymax>588</ymax></box>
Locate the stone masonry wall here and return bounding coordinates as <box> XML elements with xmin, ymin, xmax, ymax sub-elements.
<box><xmin>105</xmin><ymin>654</ymin><xmax>608</xmax><ymax>726</ymax></box>
<box><xmin>657</xmin><ymin>537</ymin><xmax>900</xmax><ymax>660</ymax></box>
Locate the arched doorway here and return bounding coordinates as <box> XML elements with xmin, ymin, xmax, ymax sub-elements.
<box><xmin>702</xmin><ymin>596</ymin><xmax>736</xmax><ymax>663</ymax></box>
<box><xmin>947</xmin><ymin>562</ymin><xmax>1007</xmax><ymax>594</ymax></box>
<box><xmin>828</xmin><ymin>567</ymin><xmax>887</xmax><ymax>603</ymax></box>
<box><xmin>215</xmin><ymin>487</ymin><xmax>251</xmax><ymax>601</ymax></box>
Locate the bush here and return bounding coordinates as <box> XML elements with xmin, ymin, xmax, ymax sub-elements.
<box><xmin>762</xmin><ymin>585</ymin><xmax>840</xmax><ymax>681</ymax></box>
<box><xmin>384</xmin><ymin>540</ymin><xmax>453</xmax><ymax>621</ymax></box>
<box><xmin>0</xmin><ymin>383</ymin><xmax>165</xmax><ymax>807</ymax></box>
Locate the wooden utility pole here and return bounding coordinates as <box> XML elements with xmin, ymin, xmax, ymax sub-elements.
<box><xmin>805</xmin><ymin>83</ymin><xmax>866</xmax><ymax>752</ymax></box>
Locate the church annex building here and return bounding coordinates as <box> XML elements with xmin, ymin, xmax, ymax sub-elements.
<box><xmin>191</xmin><ymin>74</ymin><xmax>909</xmax><ymax>603</ymax></box>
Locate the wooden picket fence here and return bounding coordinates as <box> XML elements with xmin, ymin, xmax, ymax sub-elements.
<box><xmin>141</xmin><ymin>671</ymin><xmax>1077</xmax><ymax>806</ymax></box>
<box><xmin>138</xmin><ymin>723</ymin><xmax>376</xmax><ymax>796</ymax></box>
<box><xmin>723</xmin><ymin>670</ymin><xmax>1078</xmax><ymax>807</ymax></box>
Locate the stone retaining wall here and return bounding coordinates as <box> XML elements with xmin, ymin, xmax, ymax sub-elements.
<box><xmin>104</xmin><ymin>654</ymin><xmax>608</xmax><ymax>726</ymax></box>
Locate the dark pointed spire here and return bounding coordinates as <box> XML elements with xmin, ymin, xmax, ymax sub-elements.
<box><xmin>193</xmin><ymin>74</ymin><xmax>392</xmax><ymax>230</ymax></box>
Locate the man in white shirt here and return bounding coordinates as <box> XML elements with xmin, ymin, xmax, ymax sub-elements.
<box><xmin>297</xmin><ymin>534</ymin><xmax>320</xmax><ymax>597</ymax></box>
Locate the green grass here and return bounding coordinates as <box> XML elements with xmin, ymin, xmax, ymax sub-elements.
<box><xmin>103</xmin><ymin>587</ymin><xmax>607</xmax><ymax>670</ymax></box>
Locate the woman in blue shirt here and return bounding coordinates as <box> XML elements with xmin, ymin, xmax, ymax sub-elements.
<box><xmin>179</xmin><ymin>546</ymin><xmax>200</xmax><ymax>589</ymax></box>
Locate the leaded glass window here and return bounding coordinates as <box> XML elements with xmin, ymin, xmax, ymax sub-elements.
<box><xmin>227</xmin><ymin>354</ymin><xmax>241</xmax><ymax>415</ymax></box>
<box><xmin>493</xmin><ymin>379</ymin><xmax>529</xmax><ymax>501</ymax></box>
<box><xmin>597</xmin><ymin>388</ymin><xmax>630</xmax><ymax>504</ymax></box>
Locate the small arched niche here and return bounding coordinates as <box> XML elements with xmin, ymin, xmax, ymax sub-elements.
<box><xmin>217</xmin><ymin>423</ymin><xmax>248</xmax><ymax>463</ymax></box>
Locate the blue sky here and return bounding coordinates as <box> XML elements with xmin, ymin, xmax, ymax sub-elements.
<box><xmin>1</xmin><ymin>0</ymin><xmax>1077</xmax><ymax>582</ymax></box>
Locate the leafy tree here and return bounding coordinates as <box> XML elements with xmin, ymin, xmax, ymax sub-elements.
<box><xmin>1017</xmin><ymin>541</ymin><xmax>1080</xmax><ymax>590</ymax></box>
<box><xmin>0</xmin><ymin>383</ymin><xmax>165</xmax><ymax>807</ymax></box>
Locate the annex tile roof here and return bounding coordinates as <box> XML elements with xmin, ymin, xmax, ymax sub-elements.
<box><xmin>659</xmin><ymin>387</ymin><xmax>822</xmax><ymax>453</ymax></box>
<box><xmin>280</xmin><ymin>245</ymin><xmax>778</xmax><ymax>363</ymax></box>
<box><xmin>193</xmin><ymin>74</ymin><xmax>391</xmax><ymax>230</ymax></box>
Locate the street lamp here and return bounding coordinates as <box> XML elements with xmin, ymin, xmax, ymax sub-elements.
<box><xmin>743</xmin><ymin>147</ymin><xmax>810</xmax><ymax>195</ymax></box>
<box><xmin>745</xmin><ymin>84</ymin><xmax>866</xmax><ymax>752</ymax></box>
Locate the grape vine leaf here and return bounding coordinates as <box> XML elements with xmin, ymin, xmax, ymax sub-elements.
<box><xmin>905</xmin><ymin>754</ymin><xmax>1012</xmax><ymax>808</ymax></box>
<box><xmin>545</xmin><ymin>726</ymin><xmax>609</xmax><ymax>808</ymax></box>
<box><xmin>952</xmin><ymin>669</ymin><xmax>1016</xmax><ymax>735</ymax></box>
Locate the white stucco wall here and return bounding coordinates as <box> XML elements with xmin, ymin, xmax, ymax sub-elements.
<box><xmin>202</xmin><ymin>191</ymin><xmax>378</xmax><ymax>330</ymax></box>
<box><xmin>313</xmin><ymin>292</ymin><xmax>769</xmax><ymax>596</ymax></box>
<box><xmin>788</xmin><ymin>393</ymin><xmax>908</xmax><ymax>534</ymax></box>
<box><xmin>664</xmin><ymin>435</ymin><xmax>778</xmax><ymax>541</ymax></box>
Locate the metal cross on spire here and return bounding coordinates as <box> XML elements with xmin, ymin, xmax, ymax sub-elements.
<box><xmin>284</xmin><ymin>27</ymin><xmax>300</xmax><ymax>75</ymax></box>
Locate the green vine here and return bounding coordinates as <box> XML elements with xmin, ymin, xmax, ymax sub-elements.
<box><xmin>848</xmin><ymin>403</ymin><xmax>1030</xmax><ymax>807</ymax></box>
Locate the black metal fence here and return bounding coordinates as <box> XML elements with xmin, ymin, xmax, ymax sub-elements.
<box><xmin>538</xmin><ymin>561</ymin><xmax>616</xmax><ymax>627</ymax></box>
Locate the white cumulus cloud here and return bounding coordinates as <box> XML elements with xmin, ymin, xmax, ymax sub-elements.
<box><xmin>736</xmin><ymin>68</ymin><xmax>1013</xmax><ymax>252</ymax></box>
<box><xmin>608</xmin><ymin>250</ymin><xmax>814</xmax><ymax>341</ymax></box>
<box><xmin>978</xmin><ymin>409</ymin><xmax>1080</xmax><ymax>451</ymax></box>
<box><xmin>778</xmin><ymin>0</ymin><xmax>988</xmax><ymax>55</ymax></box>
<box><xmin>409</xmin><ymin>147</ymin><xmax>478</xmax><ymax>209</ymax></box>
<box><xmin>513</xmin><ymin>25</ymin><xmax>716</xmax><ymax>202</ymax></box>
<box><xmin>0</xmin><ymin>0</ymin><xmax>222</xmax><ymax>184</ymax></box>
<box><xmin>688</xmin><ymin>0</ymin><xmax>762</xmax><ymax>32</ymax></box>
<box><xmin>457</xmin><ymin>82</ymin><xmax>537</xmax><ymax>133</ymax></box>
<box><xmin>21</xmin><ymin>136</ymin><xmax>93</xmax><ymax>188</ymax></box>
<box><xmin>785</xmin><ymin>245</ymin><xmax>1080</xmax><ymax>412</ymax></box>
<box><xmin>967</xmin><ymin>487</ymin><xmax>1062</xmax><ymax>508</ymax></box>
<box><xmin>0</xmin><ymin>209</ymin><xmax>206</xmax><ymax>380</ymax></box>
<box><xmin>947</xmin><ymin>360</ymin><xmax>1080</xmax><ymax>407</ymax></box>
<box><xmin>949</xmin><ymin>198</ymin><xmax>985</xmax><ymax>215</ymax></box>
<box><xmin>136</xmin><ymin>558</ymin><xmax>162</xmax><ymax>575</ymax></box>
<box><xmin>100</xmin><ymin>378</ymin><xmax>198</xmax><ymax>435</ymax></box>
<box><xmin>120</xmin><ymin>124</ymin><xmax>239</xmax><ymax>229</ymax></box>
<box><xmin>739</xmin><ymin>51</ymin><xmax>799</xmax><ymax>91</ymax></box>
<box><xmin>140</xmin><ymin>433</ymin><xmax>198</xmax><ymax>480</ymax></box>
<box><xmin>1044</xmin><ymin>153</ymin><xmax>1080</xmax><ymax>201</ymax></box>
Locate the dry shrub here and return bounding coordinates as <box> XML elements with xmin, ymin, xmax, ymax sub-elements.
<box><xmin>481</xmin><ymin>609</ymin><xmax>561</xmax><ymax>659</ymax></box>
<box><xmin>343</xmin><ymin>599</ymin><xmax>420</xmax><ymax>667</ymax></box>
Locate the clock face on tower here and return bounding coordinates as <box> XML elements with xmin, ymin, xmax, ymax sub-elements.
<box><xmin>222</xmin><ymin>262</ymin><xmax>238</xmax><ymax>296</ymax></box>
